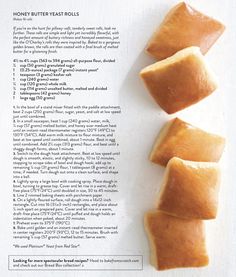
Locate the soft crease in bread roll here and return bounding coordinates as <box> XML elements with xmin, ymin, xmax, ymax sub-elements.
<box><xmin>144</xmin><ymin>211</ymin><xmax>209</xmax><ymax>270</ymax></box>
<box><xmin>150</xmin><ymin>117</ymin><xmax>225</xmax><ymax>166</ymax></box>
<box><xmin>140</xmin><ymin>46</ymin><xmax>217</xmax><ymax>114</ymax></box>
<box><xmin>146</xmin><ymin>2</ymin><xmax>225</xmax><ymax>60</ymax></box>
<box><xmin>157</xmin><ymin>157</ymin><xmax>220</xmax><ymax>220</ymax></box>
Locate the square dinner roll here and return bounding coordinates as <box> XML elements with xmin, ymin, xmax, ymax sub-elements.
<box><xmin>146</xmin><ymin>2</ymin><xmax>225</xmax><ymax>60</ymax></box>
<box><xmin>157</xmin><ymin>157</ymin><xmax>220</xmax><ymax>220</ymax></box>
<box><xmin>144</xmin><ymin>211</ymin><xmax>209</xmax><ymax>270</ymax></box>
<box><xmin>150</xmin><ymin>118</ymin><xmax>225</xmax><ymax>166</ymax></box>
<box><xmin>140</xmin><ymin>46</ymin><xmax>217</xmax><ymax>114</ymax></box>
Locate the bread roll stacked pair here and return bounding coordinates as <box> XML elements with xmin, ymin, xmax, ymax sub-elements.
<box><xmin>139</xmin><ymin>2</ymin><xmax>225</xmax><ymax>271</ymax></box>
<box><xmin>145</xmin><ymin>118</ymin><xmax>225</xmax><ymax>270</ymax></box>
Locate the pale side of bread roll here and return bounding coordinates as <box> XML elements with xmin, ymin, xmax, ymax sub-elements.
<box><xmin>157</xmin><ymin>157</ymin><xmax>220</xmax><ymax>220</ymax></box>
<box><xmin>144</xmin><ymin>211</ymin><xmax>209</xmax><ymax>270</ymax></box>
<box><xmin>140</xmin><ymin>46</ymin><xmax>218</xmax><ymax>114</ymax></box>
<box><xmin>146</xmin><ymin>2</ymin><xmax>225</xmax><ymax>60</ymax></box>
<box><xmin>150</xmin><ymin>117</ymin><xmax>225</xmax><ymax>166</ymax></box>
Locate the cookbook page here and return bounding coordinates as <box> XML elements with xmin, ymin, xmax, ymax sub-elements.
<box><xmin>0</xmin><ymin>0</ymin><xmax>235</xmax><ymax>276</ymax></box>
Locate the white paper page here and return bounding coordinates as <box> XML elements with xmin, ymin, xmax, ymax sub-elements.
<box><xmin>0</xmin><ymin>0</ymin><xmax>235</xmax><ymax>276</ymax></box>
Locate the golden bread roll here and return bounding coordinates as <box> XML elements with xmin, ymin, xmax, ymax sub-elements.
<box><xmin>150</xmin><ymin>117</ymin><xmax>225</xmax><ymax>166</ymax></box>
<box><xmin>140</xmin><ymin>46</ymin><xmax>217</xmax><ymax>114</ymax></box>
<box><xmin>146</xmin><ymin>2</ymin><xmax>225</xmax><ymax>60</ymax></box>
<box><xmin>144</xmin><ymin>211</ymin><xmax>209</xmax><ymax>270</ymax></box>
<box><xmin>157</xmin><ymin>157</ymin><xmax>220</xmax><ymax>220</ymax></box>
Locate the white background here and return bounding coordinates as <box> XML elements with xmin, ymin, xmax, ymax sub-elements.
<box><xmin>0</xmin><ymin>0</ymin><xmax>235</xmax><ymax>276</ymax></box>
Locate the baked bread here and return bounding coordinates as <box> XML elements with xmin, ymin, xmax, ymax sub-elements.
<box><xmin>144</xmin><ymin>210</ymin><xmax>209</xmax><ymax>270</ymax></box>
<box><xmin>157</xmin><ymin>157</ymin><xmax>220</xmax><ymax>220</ymax></box>
<box><xmin>146</xmin><ymin>2</ymin><xmax>225</xmax><ymax>60</ymax></box>
<box><xmin>140</xmin><ymin>46</ymin><xmax>217</xmax><ymax>114</ymax></box>
<box><xmin>150</xmin><ymin>118</ymin><xmax>225</xmax><ymax>166</ymax></box>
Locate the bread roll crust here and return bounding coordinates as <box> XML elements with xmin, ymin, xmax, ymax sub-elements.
<box><xmin>146</xmin><ymin>2</ymin><xmax>225</xmax><ymax>60</ymax></box>
<box><xmin>150</xmin><ymin>118</ymin><xmax>225</xmax><ymax>166</ymax></box>
<box><xmin>144</xmin><ymin>211</ymin><xmax>209</xmax><ymax>270</ymax></box>
<box><xmin>140</xmin><ymin>46</ymin><xmax>217</xmax><ymax>114</ymax></box>
<box><xmin>157</xmin><ymin>157</ymin><xmax>220</xmax><ymax>220</ymax></box>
